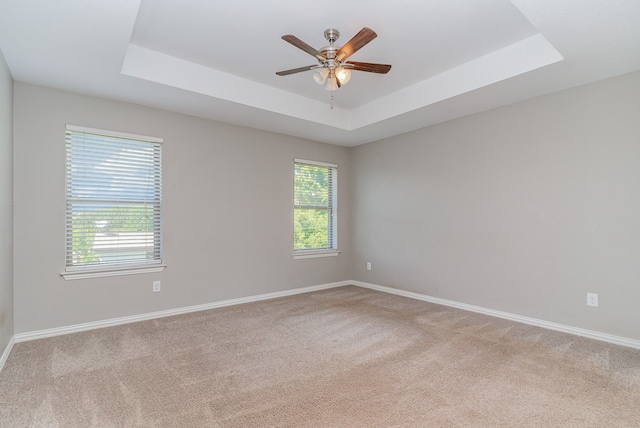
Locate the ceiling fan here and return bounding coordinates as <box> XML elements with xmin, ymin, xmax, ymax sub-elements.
<box><xmin>276</xmin><ymin>27</ymin><xmax>392</xmax><ymax>91</ymax></box>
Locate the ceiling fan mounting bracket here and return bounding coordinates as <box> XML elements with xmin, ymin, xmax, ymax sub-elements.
<box><xmin>323</xmin><ymin>29</ymin><xmax>340</xmax><ymax>44</ymax></box>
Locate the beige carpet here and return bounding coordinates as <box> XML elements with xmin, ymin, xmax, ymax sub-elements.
<box><xmin>1</xmin><ymin>286</ymin><xmax>640</xmax><ymax>427</ymax></box>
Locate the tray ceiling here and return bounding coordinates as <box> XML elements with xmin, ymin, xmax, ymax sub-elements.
<box><xmin>1</xmin><ymin>0</ymin><xmax>638</xmax><ymax>146</ymax></box>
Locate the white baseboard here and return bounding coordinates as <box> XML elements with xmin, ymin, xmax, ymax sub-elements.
<box><xmin>0</xmin><ymin>335</ymin><xmax>15</xmax><ymax>372</ymax></box>
<box><xmin>14</xmin><ymin>280</ymin><xmax>350</xmax><ymax>343</ymax></box>
<box><xmin>352</xmin><ymin>281</ymin><xmax>640</xmax><ymax>350</ymax></box>
<box><xmin>12</xmin><ymin>279</ymin><xmax>640</xmax><ymax>351</ymax></box>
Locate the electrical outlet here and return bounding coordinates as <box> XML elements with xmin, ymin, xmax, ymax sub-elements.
<box><xmin>153</xmin><ymin>281</ymin><xmax>161</xmax><ymax>292</ymax></box>
<box><xmin>366</xmin><ymin>262</ymin><xmax>372</xmax><ymax>271</ymax></box>
<box><xmin>587</xmin><ymin>292</ymin><xmax>598</xmax><ymax>307</ymax></box>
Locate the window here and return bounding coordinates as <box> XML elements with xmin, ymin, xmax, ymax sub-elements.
<box><xmin>63</xmin><ymin>125</ymin><xmax>164</xmax><ymax>279</ymax></box>
<box><xmin>293</xmin><ymin>159</ymin><xmax>338</xmax><ymax>258</ymax></box>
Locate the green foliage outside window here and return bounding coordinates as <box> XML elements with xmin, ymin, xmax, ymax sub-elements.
<box><xmin>294</xmin><ymin>162</ymin><xmax>335</xmax><ymax>250</ymax></box>
<box><xmin>70</xmin><ymin>205</ymin><xmax>155</xmax><ymax>266</ymax></box>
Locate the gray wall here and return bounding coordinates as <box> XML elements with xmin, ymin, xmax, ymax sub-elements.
<box><xmin>13</xmin><ymin>83</ymin><xmax>351</xmax><ymax>333</ymax></box>
<box><xmin>352</xmin><ymin>71</ymin><xmax>640</xmax><ymax>341</ymax></box>
<box><xmin>11</xmin><ymin>72</ymin><xmax>640</xmax><ymax>343</ymax></box>
<box><xmin>0</xmin><ymin>49</ymin><xmax>13</xmax><ymax>352</ymax></box>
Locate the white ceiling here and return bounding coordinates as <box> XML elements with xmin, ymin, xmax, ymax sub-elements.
<box><xmin>0</xmin><ymin>0</ymin><xmax>639</xmax><ymax>146</ymax></box>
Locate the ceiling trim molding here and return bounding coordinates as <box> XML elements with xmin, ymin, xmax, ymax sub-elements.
<box><xmin>121</xmin><ymin>44</ymin><xmax>351</xmax><ymax>129</ymax></box>
<box><xmin>122</xmin><ymin>34</ymin><xmax>561</xmax><ymax>132</ymax></box>
<box><xmin>352</xmin><ymin>34</ymin><xmax>563</xmax><ymax>128</ymax></box>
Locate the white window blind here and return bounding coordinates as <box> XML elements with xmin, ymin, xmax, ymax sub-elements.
<box><xmin>65</xmin><ymin>125</ymin><xmax>162</xmax><ymax>271</ymax></box>
<box><xmin>293</xmin><ymin>159</ymin><xmax>337</xmax><ymax>252</ymax></box>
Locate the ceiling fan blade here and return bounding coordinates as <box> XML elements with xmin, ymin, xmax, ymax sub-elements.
<box><xmin>335</xmin><ymin>27</ymin><xmax>377</xmax><ymax>62</ymax></box>
<box><xmin>345</xmin><ymin>61</ymin><xmax>392</xmax><ymax>74</ymax></box>
<box><xmin>281</xmin><ymin>35</ymin><xmax>326</xmax><ymax>61</ymax></box>
<box><xmin>276</xmin><ymin>65</ymin><xmax>319</xmax><ymax>76</ymax></box>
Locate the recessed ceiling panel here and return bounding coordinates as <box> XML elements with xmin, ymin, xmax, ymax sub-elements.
<box><xmin>129</xmin><ymin>0</ymin><xmax>541</xmax><ymax>108</ymax></box>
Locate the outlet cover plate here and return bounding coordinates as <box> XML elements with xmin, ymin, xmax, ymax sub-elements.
<box><xmin>587</xmin><ymin>292</ymin><xmax>598</xmax><ymax>307</ymax></box>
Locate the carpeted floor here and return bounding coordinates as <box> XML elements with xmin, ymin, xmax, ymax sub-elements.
<box><xmin>1</xmin><ymin>285</ymin><xmax>640</xmax><ymax>427</ymax></box>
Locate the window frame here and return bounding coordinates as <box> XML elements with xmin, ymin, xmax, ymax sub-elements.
<box><xmin>293</xmin><ymin>158</ymin><xmax>339</xmax><ymax>259</ymax></box>
<box><xmin>61</xmin><ymin>125</ymin><xmax>166</xmax><ymax>280</ymax></box>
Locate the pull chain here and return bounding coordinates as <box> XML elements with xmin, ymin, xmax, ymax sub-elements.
<box><xmin>330</xmin><ymin>95</ymin><xmax>334</xmax><ymax>110</ymax></box>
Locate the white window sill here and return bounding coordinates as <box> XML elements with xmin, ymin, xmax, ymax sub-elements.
<box><xmin>293</xmin><ymin>250</ymin><xmax>340</xmax><ymax>260</ymax></box>
<box><xmin>61</xmin><ymin>264</ymin><xmax>166</xmax><ymax>280</ymax></box>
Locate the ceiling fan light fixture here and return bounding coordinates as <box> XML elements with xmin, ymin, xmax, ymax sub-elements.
<box><xmin>335</xmin><ymin>67</ymin><xmax>351</xmax><ymax>85</ymax></box>
<box><xmin>325</xmin><ymin>77</ymin><xmax>339</xmax><ymax>91</ymax></box>
<box><xmin>313</xmin><ymin>68</ymin><xmax>329</xmax><ymax>84</ymax></box>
